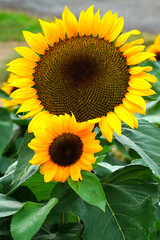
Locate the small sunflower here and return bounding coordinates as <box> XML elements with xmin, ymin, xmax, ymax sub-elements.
<box><xmin>146</xmin><ymin>33</ymin><xmax>160</xmax><ymax>60</ymax></box>
<box><xmin>28</xmin><ymin>113</ymin><xmax>102</xmax><ymax>182</ymax></box>
<box><xmin>8</xmin><ymin>6</ymin><xmax>157</xmax><ymax>142</ymax></box>
<box><xmin>1</xmin><ymin>73</ymin><xmax>19</xmax><ymax>108</ymax></box>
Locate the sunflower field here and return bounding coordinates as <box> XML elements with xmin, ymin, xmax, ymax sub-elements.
<box><xmin>0</xmin><ymin>5</ymin><xmax>160</xmax><ymax>240</ymax></box>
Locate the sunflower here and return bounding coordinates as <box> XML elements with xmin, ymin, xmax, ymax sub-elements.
<box><xmin>7</xmin><ymin>6</ymin><xmax>157</xmax><ymax>143</ymax></box>
<box><xmin>28</xmin><ymin>113</ymin><xmax>102</xmax><ymax>182</ymax></box>
<box><xmin>146</xmin><ymin>33</ymin><xmax>160</xmax><ymax>60</ymax></box>
<box><xmin>1</xmin><ymin>73</ymin><xmax>20</xmax><ymax>108</ymax></box>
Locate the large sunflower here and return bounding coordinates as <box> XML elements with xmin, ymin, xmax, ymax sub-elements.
<box><xmin>146</xmin><ymin>33</ymin><xmax>160</xmax><ymax>60</ymax></box>
<box><xmin>28</xmin><ymin>113</ymin><xmax>102</xmax><ymax>182</ymax></box>
<box><xmin>8</xmin><ymin>6</ymin><xmax>157</xmax><ymax>142</ymax></box>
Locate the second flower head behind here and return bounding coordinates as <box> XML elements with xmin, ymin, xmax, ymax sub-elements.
<box><xmin>28</xmin><ymin>113</ymin><xmax>102</xmax><ymax>183</ymax></box>
<box><xmin>7</xmin><ymin>6</ymin><xmax>157</xmax><ymax>143</ymax></box>
<box><xmin>146</xmin><ymin>33</ymin><xmax>160</xmax><ymax>61</ymax></box>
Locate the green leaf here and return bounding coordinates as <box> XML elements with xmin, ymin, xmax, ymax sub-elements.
<box><xmin>54</xmin><ymin>223</ymin><xmax>84</xmax><ymax>240</ymax></box>
<box><xmin>138</xmin><ymin>98</ymin><xmax>160</xmax><ymax>124</ymax></box>
<box><xmin>0</xmin><ymin>89</ymin><xmax>11</xmax><ymax>100</ymax></box>
<box><xmin>11</xmin><ymin>198</ymin><xmax>58</xmax><ymax>240</ymax></box>
<box><xmin>54</xmin><ymin>165</ymin><xmax>158</xmax><ymax>240</ymax></box>
<box><xmin>0</xmin><ymin>162</ymin><xmax>17</xmax><ymax>194</ymax></box>
<box><xmin>0</xmin><ymin>108</ymin><xmax>12</xmax><ymax>156</ymax></box>
<box><xmin>22</xmin><ymin>170</ymin><xmax>57</xmax><ymax>201</ymax></box>
<box><xmin>14</xmin><ymin>131</ymin><xmax>34</xmax><ymax>181</ymax></box>
<box><xmin>114</xmin><ymin>120</ymin><xmax>160</xmax><ymax>180</ymax></box>
<box><xmin>143</xmin><ymin>96</ymin><xmax>158</xmax><ymax>101</ymax></box>
<box><xmin>68</xmin><ymin>171</ymin><xmax>106</xmax><ymax>211</ymax></box>
<box><xmin>101</xmin><ymin>164</ymin><xmax>158</xmax><ymax>204</ymax></box>
<box><xmin>0</xmin><ymin>193</ymin><xmax>23</xmax><ymax>217</ymax></box>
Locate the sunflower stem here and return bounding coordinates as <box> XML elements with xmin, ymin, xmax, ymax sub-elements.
<box><xmin>41</xmin><ymin>226</ymin><xmax>52</xmax><ymax>235</ymax></box>
<box><xmin>59</xmin><ymin>210</ymin><xmax>64</xmax><ymax>227</ymax></box>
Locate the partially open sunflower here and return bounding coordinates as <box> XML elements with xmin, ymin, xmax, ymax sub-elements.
<box><xmin>146</xmin><ymin>33</ymin><xmax>160</xmax><ymax>60</ymax></box>
<box><xmin>1</xmin><ymin>73</ymin><xmax>19</xmax><ymax>108</ymax></box>
<box><xmin>28</xmin><ymin>113</ymin><xmax>102</xmax><ymax>182</ymax></box>
<box><xmin>8</xmin><ymin>6</ymin><xmax>157</xmax><ymax>142</ymax></box>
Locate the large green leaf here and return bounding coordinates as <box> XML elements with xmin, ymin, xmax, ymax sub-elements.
<box><xmin>0</xmin><ymin>108</ymin><xmax>12</xmax><ymax>156</ymax></box>
<box><xmin>138</xmin><ymin>97</ymin><xmax>160</xmax><ymax>124</ymax></box>
<box><xmin>114</xmin><ymin>120</ymin><xmax>160</xmax><ymax>180</ymax></box>
<box><xmin>0</xmin><ymin>193</ymin><xmax>23</xmax><ymax>217</ymax></box>
<box><xmin>54</xmin><ymin>223</ymin><xmax>84</xmax><ymax>240</ymax></box>
<box><xmin>53</xmin><ymin>165</ymin><xmax>158</xmax><ymax>240</ymax></box>
<box><xmin>23</xmin><ymin>170</ymin><xmax>57</xmax><ymax>201</ymax></box>
<box><xmin>14</xmin><ymin>131</ymin><xmax>34</xmax><ymax>181</ymax></box>
<box><xmin>7</xmin><ymin>131</ymin><xmax>39</xmax><ymax>194</ymax></box>
<box><xmin>68</xmin><ymin>171</ymin><xmax>106</xmax><ymax>211</ymax></box>
<box><xmin>11</xmin><ymin>198</ymin><xmax>58</xmax><ymax>240</ymax></box>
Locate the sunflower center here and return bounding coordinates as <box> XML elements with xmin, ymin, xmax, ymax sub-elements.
<box><xmin>156</xmin><ymin>52</ymin><xmax>160</xmax><ymax>61</ymax></box>
<box><xmin>49</xmin><ymin>133</ymin><xmax>83</xmax><ymax>167</ymax></box>
<box><xmin>33</xmin><ymin>36</ymin><xmax>130</xmax><ymax>122</ymax></box>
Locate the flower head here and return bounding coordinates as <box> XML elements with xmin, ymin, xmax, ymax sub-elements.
<box><xmin>28</xmin><ymin>113</ymin><xmax>102</xmax><ymax>182</ymax></box>
<box><xmin>146</xmin><ymin>33</ymin><xmax>160</xmax><ymax>60</ymax></box>
<box><xmin>8</xmin><ymin>6</ymin><xmax>157</xmax><ymax>142</ymax></box>
<box><xmin>1</xmin><ymin>73</ymin><xmax>19</xmax><ymax>108</ymax></box>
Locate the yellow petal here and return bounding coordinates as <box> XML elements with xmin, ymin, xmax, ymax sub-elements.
<box><xmin>83</xmin><ymin>141</ymin><xmax>103</xmax><ymax>153</ymax></box>
<box><xmin>92</xmin><ymin>9</ymin><xmax>101</xmax><ymax>37</ymax></box>
<box><xmin>40</xmin><ymin>160</ymin><xmax>53</xmax><ymax>175</ymax></box>
<box><xmin>128</xmin><ymin>111</ymin><xmax>138</xmax><ymax>128</ymax></box>
<box><xmin>76</xmin><ymin>158</ymin><xmax>93</xmax><ymax>171</ymax></box>
<box><xmin>88</xmin><ymin>118</ymin><xmax>101</xmax><ymax>123</ymax></box>
<box><xmin>10</xmin><ymin>87</ymin><xmax>37</xmax><ymax>99</ymax></box>
<box><xmin>7</xmin><ymin>66</ymin><xmax>35</xmax><ymax>76</ymax></box>
<box><xmin>44</xmin><ymin>163</ymin><xmax>58</xmax><ymax>182</ymax></box>
<box><xmin>28</xmin><ymin>138</ymin><xmax>49</xmax><ymax>149</ymax></box>
<box><xmin>123</xmin><ymin>45</ymin><xmax>145</xmax><ymax>57</ymax></box>
<box><xmin>127</xmin><ymin>86</ymin><xmax>156</xmax><ymax>96</ymax></box>
<box><xmin>17</xmin><ymin>97</ymin><xmax>41</xmax><ymax>113</ymax></box>
<box><xmin>53</xmin><ymin>166</ymin><xmax>65</xmax><ymax>182</ymax></box>
<box><xmin>129</xmin><ymin>66</ymin><xmax>153</xmax><ymax>75</ymax></box>
<box><xmin>28</xmin><ymin>111</ymin><xmax>50</xmax><ymax>133</ymax></box>
<box><xmin>29</xmin><ymin>152</ymin><xmax>50</xmax><ymax>165</ymax></box>
<box><xmin>82</xmin><ymin>153</ymin><xmax>96</xmax><ymax>164</ymax></box>
<box><xmin>23</xmin><ymin>31</ymin><xmax>48</xmax><ymax>54</ymax></box>
<box><xmin>120</xmin><ymin>39</ymin><xmax>144</xmax><ymax>52</ymax></box>
<box><xmin>109</xmin><ymin>16</ymin><xmax>124</xmax><ymax>42</ymax></box>
<box><xmin>21</xmin><ymin>105</ymin><xmax>44</xmax><ymax>119</ymax></box>
<box><xmin>54</xmin><ymin>18</ymin><xmax>66</xmax><ymax>40</ymax></box>
<box><xmin>125</xmin><ymin>92</ymin><xmax>146</xmax><ymax>111</ymax></box>
<box><xmin>78</xmin><ymin>10</ymin><xmax>86</xmax><ymax>36</ymax></box>
<box><xmin>61</xmin><ymin>167</ymin><xmax>70</xmax><ymax>183</ymax></box>
<box><xmin>114</xmin><ymin>104</ymin><xmax>134</xmax><ymax>129</ymax></box>
<box><xmin>115</xmin><ymin>30</ymin><xmax>141</xmax><ymax>47</ymax></box>
<box><xmin>8</xmin><ymin>75</ymin><xmax>34</xmax><ymax>88</ymax></box>
<box><xmin>14</xmin><ymin>47</ymin><xmax>40</xmax><ymax>62</ymax></box>
<box><xmin>122</xmin><ymin>98</ymin><xmax>145</xmax><ymax>115</ymax></box>
<box><xmin>99</xmin><ymin>10</ymin><xmax>113</xmax><ymax>38</ymax></box>
<box><xmin>128</xmin><ymin>78</ymin><xmax>152</xmax><ymax>90</ymax></box>
<box><xmin>39</xmin><ymin>19</ymin><xmax>59</xmax><ymax>46</ymax></box>
<box><xmin>70</xmin><ymin>164</ymin><xmax>82</xmax><ymax>181</ymax></box>
<box><xmin>99</xmin><ymin>116</ymin><xmax>113</xmax><ymax>143</ymax></box>
<box><xmin>62</xmin><ymin>6</ymin><xmax>78</xmax><ymax>38</ymax></box>
<box><xmin>34</xmin><ymin>129</ymin><xmax>53</xmax><ymax>144</ymax></box>
<box><xmin>85</xmin><ymin>5</ymin><xmax>94</xmax><ymax>36</ymax></box>
<box><xmin>130</xmin><ymin>72</ymin><xmax>158</xmax><ymax>83</ymax></box>
<box><xmin>7</xmin><ymin>58</ymin><xmax>36</xmax><ymax>68</ymax></box>
<box><xmin>127</xmin><ymin>52</ymin><xmax>156</xmax><ymax>65</ymax></box>
<box><xmin>107</xmin><ymin>112</ymin><xmax>121</xmax><ymax>136</ymax></box>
